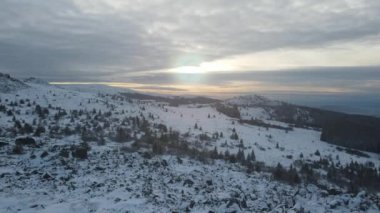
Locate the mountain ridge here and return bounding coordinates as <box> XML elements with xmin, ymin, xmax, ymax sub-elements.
<box><xmin>0</xmin><ymin>72</ymin><xmax>29</xmax><ymax>93</ymax></box>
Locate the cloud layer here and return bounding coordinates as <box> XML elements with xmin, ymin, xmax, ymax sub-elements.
<box><xmin>1</xmin><ymin>0</ymin><xmax>380</xmax><ymax>94</ymax></box>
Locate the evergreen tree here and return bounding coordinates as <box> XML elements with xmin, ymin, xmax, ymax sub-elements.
<box><xmin>250</xmin><ymin>149</ymin><xmax>256</xmax><ymax>161</ymax></box>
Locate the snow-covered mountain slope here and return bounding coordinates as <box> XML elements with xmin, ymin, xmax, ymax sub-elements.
<box><xmin>23</xmin><ymin>77</ymin><xmax>50</xmax><ymax>85</ymax></box>
<box><xmin>1</xmin><ymin>83</ymin><xmax>378</xmax><ymax>167</ymax></box>
<box><xmin>146</xmin><ymin>104</ymin><xmax>380</xmax><ymax>168</ymax></box>
<box><xmin>1</xmin><ymin>75</ymin><xmax>380</xmax><ymax>212</ymax></box>
<box><xmin>0</xmin><ymin>72</ymin><xmax>29</xmax><ymax>93</ymax></box>
<box><xmin>56</xmin><ymin>84</ymin><xmax>135</xmax><ymax>95</ymax></box>
<box><xmin>225</xmin><ymin>94</ymin><xmax>282</xmax><ymax>107</ymax></box>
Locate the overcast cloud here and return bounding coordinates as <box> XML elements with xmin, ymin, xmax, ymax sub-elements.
<box><xmin>1</xmin><ymin>0</ymin><xmax>380</xmax><ymax>94</ymax></box>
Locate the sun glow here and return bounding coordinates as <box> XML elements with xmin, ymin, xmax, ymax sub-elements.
<box><xmin>173</xmin><ymin>66</ymin><xmax>204</xmax><ymax>74</ymax></box>
<box><xmin>170</xmin><ymin>61</ymin><xmax>237</xmax><ymax>74</ymax></box>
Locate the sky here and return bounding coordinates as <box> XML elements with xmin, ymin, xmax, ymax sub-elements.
<box><xmin>1</xmin><ymin>0</ymin><xmax>380</xmax><ymax>97</ymax></box>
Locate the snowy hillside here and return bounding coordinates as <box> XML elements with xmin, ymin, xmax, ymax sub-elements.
<box><xmin>23</xmin><ymin>77</ymin><xmax>50</xmax><ymax>85</ymax></box>
<box><xmin>0</xmin><ymin>75</ymin><xmax>380</xmax><ymax>212</ymax></box>
<box><xmin>225</xmin><ymin>95</ymin><xmax>282</xmax><ymax>107</ymax></box>
<box><xmin>56</xmin><ymin>84</ymin><xmax>135</xmax><ymax>95</ymax></box>
<box><xmin>0</xmin><ymin>72</ymin><xmax>29</xmax><ymax>93</ymax></box>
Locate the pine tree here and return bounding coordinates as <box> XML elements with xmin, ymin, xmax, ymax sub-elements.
<box><xmin>211</xmin><ymin>146</ymin><xmax>218</xmax><ymax>159</ymax></box>
<box><xmin>23</xmin><ymin>123</ymin><xmax>33</xmax><ymax>134</ymax></box>
<box><xmin>239</xmin><ymin>139</ymin><xmax>244</xmax><ymax>148</ymax></box>
<box><xmin>236</xmin><ymin>149</ymin><xmax>242</xmax><ymax>161</ymax></box>
<box><xmin>115</xmin><ymin>128</ymin><xmax>130</xmax><ymax>142</ymax></box>
<box><xmin>34</xmin><ymin>126</ymin><xmax>45</xmax><ymax>137</ymax></box>
<box><xmin>250</xmin><ymin>149</ymin><xmax>256</xmax><ymax>161</ymax></box>
<box><xmin>224</xmin><ymin>149</ymin><xmax>230</xmax><ymax>159</ymax></box>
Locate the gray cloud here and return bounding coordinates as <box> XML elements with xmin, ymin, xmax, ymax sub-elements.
<box><xmin>1</xmin><ymin>0</ymin><xmax>380</xmax><ymax>81</ymax></box>
<box><xmin>135</xmin><ymin>86</ymin><xmax>187</xmax><ymax>92</ymax></box>
<box><xmin>128</xmin><ymin>66</ymin><xmax>380</xmax><ymax>95</ymax></box>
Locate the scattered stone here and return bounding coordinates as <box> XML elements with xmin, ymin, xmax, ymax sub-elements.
<box><xmin>42</xmin><ymin>173</ymin><xmax>53</xmax><ymax>180</ymax></box>
<box><xmin>327</xmin><ymin>188</ymin><xmax>341</xmax><ymax>196</ymax></box>
<box><xmin>12</xmin><ymin>145</ymin><xmax>23</xmax><ymax>154</ymax></box>
<box><xmin>206</xmin><ymin>180</ymin><xmax>213</xmax><ymax>186</ymax></box>
<box><xmin>94</xmin><ymin>166</ymin><xmax>105</xmax><ymax>171</ymax></box>
<box><xmin>329</xmin><ymin>200</ymin><xmax>341</xmax><ymax>209</ymax></box>
<box><xmin>40</xmin><ymin>151</ymin><xmax>49</xmax><ymax>158</ymax></box>
<box><xmin>189</xmin><ymin>200</ymin><xmax>195</xmax><ymax>208</ymax></box>
<box><xmin>141</xmin><ymin>152</ymin><xmax>152</xmax><ymax>159</ymax></box>
<box><xmin>183</xmin><ymin>179</ymin><xmax>194</xmax><ymax>187</ymax></box>
<box><xmin>161</xmin><ymin>159</ymin><xmax>168</xmax><ymax>167</ymax></box>
<box><xmin>59</xmin><ymin>149</ymin><xmax>70</xmax><ymax>158</ymax></box>
<box><xmin>72</xmin><ymin>147</ymin><xmax>88</xmax><ymax>160</ymax></box>
<box><xmin>15</xmin><ymin>137</ymin><xmax>36</xmax><ymax>147</ymax></box>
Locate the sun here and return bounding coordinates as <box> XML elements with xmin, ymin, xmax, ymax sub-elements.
<box><xmin>173</xmin><ymin>66</ymin><xmax>205</xmax><ymax>74</ymax></box>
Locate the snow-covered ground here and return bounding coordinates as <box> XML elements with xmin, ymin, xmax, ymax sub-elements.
<box><xmin>1</xmin><ymin>80</ymin><xmax>379</xmax><ymax>212</ymax></box>
<box><xmin>1</xmin><ymin>149</ymin><xmax>378</xmax><ymax>212</ymax></box>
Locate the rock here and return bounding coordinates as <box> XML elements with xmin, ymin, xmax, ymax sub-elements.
<box><xmin>161</xmin><ymin>159</ymin><xmax>168</xmax><ymax>167</ymax></box>
<box><xmin>356</xmin><ymin>191</ymin><xmax>366</xmax><ymax>198</ymax></box>
<box><xmin>0</xmin><ymin>142</ymin><xmax>8</xmax><ymax>147</ymax></box>
<box><xmin>206</xmin><ymin>180</ymin><xmax>213</xmax><ymax>186</ymax></box>
<box><xmin>359</xmin><ymin>199</ymin><xmax>371</xmax><ymax>211</ymax></box>
<box><xmin>241</xmin><ymin>199</ymin><xmax>247</xmax><ymax>208</ymax></box>
<box><xmin>59</xmin><ymin>149</ymin><xmax>70</xmax><ymax>158</ymax></box>
<box><xmin>320</xmin><ymin>190</ymin><xmax>328</xmax><ymax>197</ymax></box>
<box><xmin>91</xmin><ymin>182</ymin><xmax>105</xmax><ymax>188</ymax></box>
<box><xmin>40</xmin><ymin>151</ymin><xmax>49</xmax><ymax>158</ymax></box>
<box><xmin>15</xmin><ymin>137</ymin><xmax>36</xmax><ymax>147</ymax></box>
<box><xmin>329</xmin><ymin>200</ymin><xmax>341</xmax><ymax>209</ymax></box>
<box><xmin>226</xmin><ymin>198</ymin><xmax>241</xmax><ymax>209</ymax></box>
<box><xmin>12</xmin><ymin>145</ymin><xmax>23</xmax><ymax>154</ymax></box>
<box><xmin>94</xmin><ymin>166</ymin><xmax>105</xmax><ymax>171</ymax></box>
<box><xmin>30</xmin><ymin>204</ymin><xmax>39</xmax><ymax>208</ymax></box>
<box><xmin>42</xmin><ymin>173</ymin><xmax>53</xmax><ymax>180</ymax></box>
<box><xmin>327</xmin><ymin>188</ymin><xmax>341</xmax><ymax>196</ymax></box>
<box><xmin>153</xmin><ymin>161</ymin><xmax>161</xmax><ymax>167</ymax></box>
<box><xmin>141</xmin><ymin>152</ymin><xmax>152</xmax><ymax>159</ymax></box>
<box><xmin>0</xmin><ymin>173</ymin><xmax>10</xmax><ymax>178</ymax></box>
<box><xmin>177</xmin><ymin>156</ymin><xmax>183</xmax><ymax>164</ymax></box>
<box><xmin>183</xmin><ymin>179</ymin><xmax>194</xmax><ymax>187</ymax></box>
<box><xmin>72</xmin><ymin>147</ymin><xmax>88</xmax><ymax>160</ymax></box>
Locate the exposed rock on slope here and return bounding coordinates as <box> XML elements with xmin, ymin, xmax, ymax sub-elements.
<box><xmin>0</xmin><ymin>73</ymin><xmax>29</xmax><ymax>93</ymax></box>
<box><xmin>225</xmin><ymin>95</ymin><xmax>282</xmax><ymax>107</ymax></box>
<box><xmin>23</xmin><ymin>77</ymin><xmax>50</xmax><ymax>85</ymax></box>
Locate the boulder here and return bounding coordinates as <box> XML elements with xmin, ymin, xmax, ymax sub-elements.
<box><xmin>15</xmin><ymin>137</ymin><xmax>36</xmax><ymax>147</ymax></box>
<box><xmin>40</xmin><ymin>151</ymin><xmax>49</xmax><ymax>158</ymax></box>
<box><xmin>183</xmin><ymin>179</ymin><xmax>194</xmax><ymax>187</ymax></box>
<box><xmin>72</xmin><ymin>147</ymin><xmax>88</xmax><ymax>159</ymax></box>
